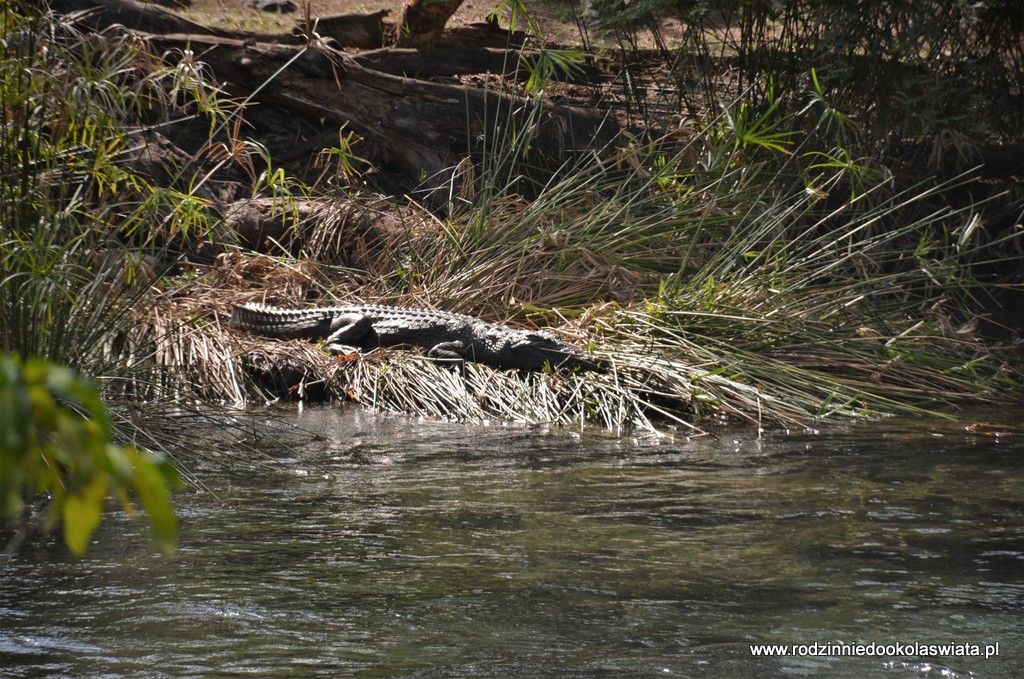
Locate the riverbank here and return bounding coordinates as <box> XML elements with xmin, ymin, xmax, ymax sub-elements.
<box><xmin>2</xmin><ymin>1</ymin><xmax>1022</xmax><ymax>439</ymax></box>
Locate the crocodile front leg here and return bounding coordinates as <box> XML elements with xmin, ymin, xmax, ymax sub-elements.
<box><xmin>324</xmin><ymin>313</ymin><xmax>374</xmax><ymax>353</ymax></box>
<box><xmin>427</xmin><ymin>340</ymin><xmax>471</xmax><ymax>373</ymax></box>
<box><xmin>427</xmin><ymin>340</ymin><xmax>468</xmax><ymax>362</ymax></box>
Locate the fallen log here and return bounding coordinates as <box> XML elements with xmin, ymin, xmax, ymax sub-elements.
<box><xmin>50</xmin><ymin>0</ymin><xmax>220</xmax><ymax>36</ymax></box>
<box><xmin>149</xmin><ymin>34</ymin><xmax>617</xmax><ymax>197</ymax></box>
<box><xmin>351</xmin><ymin>47</ymin><xmax>602</xmax><ymax>83</ymax></box>
<box><xmin>306</xmin><ymin>10</ymin><xmax>391</xmax><ymax>49</ymax></box>
<box><xmin>51</xmin><ymin>0</ymin><xmax>618</xmax><ymax>200</ymax></box>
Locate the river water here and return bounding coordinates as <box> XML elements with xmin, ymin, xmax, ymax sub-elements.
<box><xmin>1</xmin><ymin>407</ymin><xmax>1022</xmax><ymax>678</ymax></box>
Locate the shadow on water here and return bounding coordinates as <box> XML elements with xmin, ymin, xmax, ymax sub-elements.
<box><xmin>2</xmin><ymin>406</ymin><xmax>1023</xmax><ymax>677</ymax></box>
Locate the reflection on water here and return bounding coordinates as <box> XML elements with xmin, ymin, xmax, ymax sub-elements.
<box><xmin>2</xmin><ymin>407</ymin><xmax>1023</xmax><ymax>678</ymax></box>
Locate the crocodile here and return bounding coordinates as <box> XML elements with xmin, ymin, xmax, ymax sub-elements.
<box><xmin>229</xmin><ymin>303</ymin><xmax>603</xmax><ymax>371</ymax></box>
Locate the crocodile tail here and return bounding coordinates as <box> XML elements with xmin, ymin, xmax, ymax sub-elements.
<box><xmin>228</xmin><ymin>303</ymin><xmax>270</xmax><ymax>331</ymax></box>
<box><xmin>229</xmin><ymin>303</ymin><xmax>331</xmax><ymax>339</ymax></box>
<box><xmin>228</xmin><ymin>303</ymin><xmax>291</xmax><ymax>334</ymax></box>
<box><xmin>228</xmin><ymin>305</ymin><xmax>247</xmax><ymax>330</ymax></box>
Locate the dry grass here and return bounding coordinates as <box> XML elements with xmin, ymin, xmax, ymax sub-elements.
<box><xmin>119</xmin><ymin>249</ymin><xmax>704</xmax><ymax>434</ymax></box>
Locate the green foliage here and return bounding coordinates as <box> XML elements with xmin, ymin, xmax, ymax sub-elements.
<box><xmin>713</xmin><ymin>83</ymin><xmax>798</xmax><ymax>158</ymax></box>
<box><xmin>0</xmin><ymin>354</ymin><xmax>179</xmax><ymax>556</ymax></box>
<box><xmin>1</xmin><ymin>10</ymin><xmax>148</xmax><ymax>367</ymax></box>
<box><xmin>520</xmin><ymin>49</ymin><xmax>588</xmax><ymax>95</ymax></box>
<box><xmin>319</xmin><ymin>127</ymin><xmax>371</xmax><ymax>183</ymax></box>
<box><xmin>0</xmin><ymin>3</ymin><xmax>229</xmax><ymax>369</ymax></box>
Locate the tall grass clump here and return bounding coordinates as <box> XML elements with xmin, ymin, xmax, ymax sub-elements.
<box><xmin>0</xmin><ymin>6</ymin><xmax>261</xmax><ymax>464</ymax></box>
<box><xmin>4</xmin><ymin>8</ymin><xmax>168</xmax><ymax>366</ymax></box>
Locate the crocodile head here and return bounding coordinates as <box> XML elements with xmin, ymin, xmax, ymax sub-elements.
<box><xmin>508</xmin><ymin>331</ymin><xmax>602</xmax><ymax>371</ymax></box>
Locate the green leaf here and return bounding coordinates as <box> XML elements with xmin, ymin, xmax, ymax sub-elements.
<box><xmin>64</xmin><ymin>476</ymin><xmax>108</xmax><ymax>556</ymax></box>
<box><xmin>126</xmin><ymin>448</ymin><xmax>180</xmax><ymax>555</ymax></box>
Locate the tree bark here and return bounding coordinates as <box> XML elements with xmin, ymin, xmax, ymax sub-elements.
<box><xmin>150</xmin><ymin>34</ymin><xmax>615</xmax><ymax>198</ymax></box>
<box><xmin>305</xmin><ymin>10</ymin><xmax>391</xmax><ymax>49</ymax></box>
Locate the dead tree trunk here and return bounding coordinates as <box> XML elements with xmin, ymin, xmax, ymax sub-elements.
<box><xmin>392</xmin><ymin>0</ymin><xmax>465</xmax><ymax>47</ymax></box>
